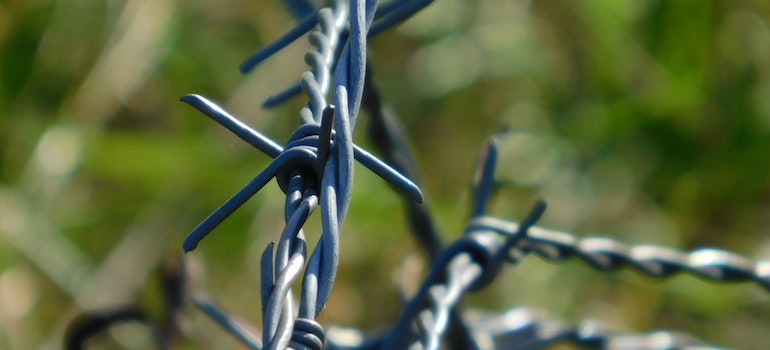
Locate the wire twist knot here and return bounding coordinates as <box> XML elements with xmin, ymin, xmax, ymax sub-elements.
<box><xmin>290</xmin><ymin>318</ymin><xmax>326</xmax><ymax>350</ymax></box>
<box><xmin>275</xmin><ymin>107</ymin><xmax>336</xmax><ymax>195</ymax></box>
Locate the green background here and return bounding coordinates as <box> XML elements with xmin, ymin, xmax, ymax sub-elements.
<box><xmin>1</xmin><ymin>0</ymin><xmax>769</xmax><ymax>348</ymax></box>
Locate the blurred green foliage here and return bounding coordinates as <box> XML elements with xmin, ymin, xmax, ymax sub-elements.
<box><xmin>1</xmin><ymin>0</ymin><xmax>770</xmax><ymax>348</ymax></box>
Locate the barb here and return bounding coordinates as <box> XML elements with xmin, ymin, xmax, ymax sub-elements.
<box><xmin>193</xmin><ymin>295</ymin><xmax>263</xmax><ymax>350</ymax></box>
<box><xmin>245</xmin><ymin>0</ymin><xmax>431</xmax><ymax>107</ymax></box>
<box><xmin>369</xmin><ymin>0</ymin><xmax>436</xmax><ymax>37</ymax></box>
<box><xmin>179</xmin><ymin>96</ymin><xmax>423</xmax><ymax>252</ymax></box>
<box><xmin>240</xmin><ymin>12</ymin><xmax>318</xmax><ymax>75</ymax></box>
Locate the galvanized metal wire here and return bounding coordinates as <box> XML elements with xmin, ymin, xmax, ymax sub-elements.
<box><xmin>181</xmin><ymin>0</ymin><xmax>426</xmax><ymax>349</ymax></box>
<box><xmin>64</xmin><ymin>1</ymin><xmax>768</xmax><ymax>349</ymax></box>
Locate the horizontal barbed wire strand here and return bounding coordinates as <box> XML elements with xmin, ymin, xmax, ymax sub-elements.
<box><xmin>381</xmin><ymin>138</ymin><xmax>769</xmax><ymax>349</ymax></box>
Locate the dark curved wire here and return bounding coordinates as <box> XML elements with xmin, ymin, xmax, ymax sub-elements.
<box><xmin>64</xmin><ymin>256</ymin><xmax>186</xmax><ymax>350</ymax></box>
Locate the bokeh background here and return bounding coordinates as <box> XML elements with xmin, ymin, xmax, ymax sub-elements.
<box><xmin>2</xmin><ymin>0</ymin><xmax>770</xmax><ymax>348</ymax></box>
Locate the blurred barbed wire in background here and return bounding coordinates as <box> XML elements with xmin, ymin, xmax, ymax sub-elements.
<box><xmin>1</xmin><ymin>0</ymin><xmax>770</xmax><ymax>349</ymax></box>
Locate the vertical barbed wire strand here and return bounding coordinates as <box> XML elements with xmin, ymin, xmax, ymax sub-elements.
<box><xmin>260</xmin><ymin>2</ymin><xmax>349</xmax><ymax>346</ymax></box>
<box><xmin>180</xmin><ymin>0</ymin><xmax>430</xmax><ymax>349</ymax></box>
<box><xmin>258</xmin><ymin>2</ymin><xmax>347</xmax><ymax>348</ymax></box>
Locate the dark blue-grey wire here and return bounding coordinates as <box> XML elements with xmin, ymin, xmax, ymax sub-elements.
<box><xmin>240</xmin><ymin>12</ymin><xmax>319</xmax><ymax>74</ymax></box>
<box><xmin>182</xmin><ymin>146</ymin><xmax>318</xmax><ymax>252</ymax></box>
<box><xmin>255</xmin><ymin>0</ymin><xmax>432</xmax><ymax>108</ymax></box>
<box><xmin>180</xmin><ymin>94</ymin><xmax>422</xmax><ymax>203</ymax></box>
<box><xmin>368</xmin><ymin>0</ymin><xmax>435</xmax><ymax>37</ymax></box>
<box><xmin>181</xmin><ymin>94</ymin><xmax>282</xmax><ymax>158</ymax></box>
<box><xmin>179</xmin><ymin>93</ymin><xmax>423</xmax><ymax>252</ymax></box>
<box><xmin>472</xmin><ymin>140</ymin><xmax>498</xmax><ymax>218</ymax></box>
<box><xmin>383</xmin><ymin>200</ymin><xmax>547</xmax><ymax>349</ymax></box>
<box><xmin>192</xmin><ymin>296</ymin><xmax>263</xmax><ymax>350</ymax></box>
<box><xmin>281</xmin><ymin>0</ymin><xmax>316</xmax><ymax>20</ymax></box>
<box><xmin>333</xmin><ymin>0</ymin><xmax>378</xmax><ymax>128</ymax></box>
<box><xmin>215</xmin><ymin>0</ymin><xmax>426</xmax><ymax>348</ymax></box>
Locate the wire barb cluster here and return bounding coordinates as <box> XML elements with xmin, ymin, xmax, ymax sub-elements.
<box><xmin>180</xmin><ymin>0</ymin><xmax>428</xmax><ymax>349</ymax></box>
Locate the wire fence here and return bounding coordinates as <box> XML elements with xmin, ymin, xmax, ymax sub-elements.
<box><xmin>52</xmin><ymin>0</ymin><xmax>770</xmax><ymax>349</ymax></box>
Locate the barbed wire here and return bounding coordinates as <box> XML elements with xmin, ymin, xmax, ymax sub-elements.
<box><xmin>377</xmin><ymin>137</ymin><xmax>768</xmax><ymax>349</ymax></box>
<box><xmin>510</xmin><ymin>223</ymin><xmax>770</xmax><ymax>291</ymax></box>
<box><xmin>63</xmin><ymin>0</ymin><xmax>769</xmax><ymax>349</ymax></box>
<box><xmin>181</xmin><ymin>0</ymin><xmax>426</xmax><ymax>349</ymax></box>
<box><xmin>358</xmin><ymin>62</ymin><xmax>765</xmax><ymax>349</ymax></box>
<box><xmin>461</xmin><ymin>142</ymin><xmax>770</xmax><ymax>292</ymax></box>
